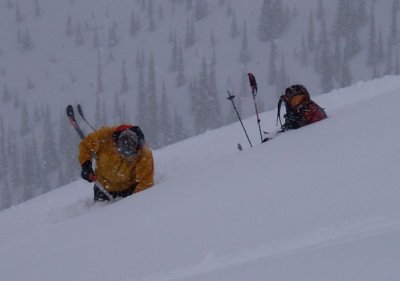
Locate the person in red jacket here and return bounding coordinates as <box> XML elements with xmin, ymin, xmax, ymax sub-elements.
<box><xmin>277</xmin><ymin>84</ymin><xmax>327</xmax><ymax>131</ymax></box>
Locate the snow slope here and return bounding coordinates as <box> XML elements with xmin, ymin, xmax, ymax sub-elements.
<box><xmin>1</xmin><ymin>75</ymin><xmax>400</xmax><ymax>281</ymax></box>
<box><xmin>2</xmin><ymin>0</ymin><xmax>399</xmax><ymax>211</ymax></box>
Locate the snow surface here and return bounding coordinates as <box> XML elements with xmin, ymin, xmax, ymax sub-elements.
<box><xmin>1</xmin><ymin>75</ymin><xmax>400</xmax><ymax>280</ymax></box>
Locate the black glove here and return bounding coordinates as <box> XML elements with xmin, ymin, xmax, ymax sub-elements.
<box><xmin>81</xmin><ymin>160</ymin><xmax>95</xmax><ymax>182</ymax></box>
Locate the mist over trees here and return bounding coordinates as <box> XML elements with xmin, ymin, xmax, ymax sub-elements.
<box><xmin>0</xmin><ymin>0</ymin><xmax>399</xmax><ymax>210</ymax></box>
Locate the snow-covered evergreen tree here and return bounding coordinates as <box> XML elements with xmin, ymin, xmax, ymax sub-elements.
<box><xmin>258</xmin><ymin>0</ymin><xmax>286</xmax><ymax>42</ymax></box>
<box><xmin>7</xmin><ymin>129</ymin><xmax>21</xmax><ymax>194</ymax></box>
<box><xmin>276</xmin><ymin>54</ymin><xmax>289</xmax><ymax>99</ymax></box>
<box><xmin>0</xmin><ymin>116</ymin><xmax>6</xmax><ymax>182</ymax></box>
<box><xmin>96</xmin><ymin>51</ymin><xmax>103</xmax><ymax>94</ymax></box>
<box><xmin>108</xmin><ymin>21</ymin><xmax>118</xmax><ymax>47</ymax></box>
<box><xmin>147</xmin><ymin>0</ymin><xmax>156</xmax><ymax>32</ymax></box>
<box><xmin>20</xmin><ymin>102</ymin><xmax>31</xmax><ymax>137</ymax></box>
<box><xmin>385</xmin><ymin>38</ymin><xmax>394</xmax><ymax>76</ymax></box>
<box><xmin>146</xmin><ymin>54</ymin><xmax>160</xmax><ymax>147</ymax></box>
<box><xmin>42</xmin><ymin>105</ymin><xmax>59</xmax><ymax>172</ymax></box>
<box><xmin>75</xmin><ymin>22</ymin><xmax>84</xmax><ymax>46</ymax></box>
<box><xmin>159</xmin><ymin>81</ymin><xmax>173</xmax><ymax>146</ymax></box>
<box><xmin>130</xmin><ymin>11</ymin><xmax>141</xmax><ymax>37</ymax></box>
<box><xmin>169</xmin><ymin>32</ymin><xmax>178</xmax><ymax>72</ymax></box>
<box><xmin>317</xmin><ymin>13</ymin><xmax>334</xmax><ymax>93</ymax></box>
<box><xmin>390</xmin><ymin>0</ymin><xmax>400</xmax><ymax>46</ymax></box>
<box><xmin>307</xmin><ymin>11</ymin><xmax>315</xmax><ymax>52</ymax></box>
<box><xmin>136</xmin><ymin>62</ymin><xmax>147</xmax><ymax>129</ymax></box>
<box><xmin>268</xmin><ymin>40</ymin><xmax>277</xmax><ymax>85</ymax></box>
<box><xmin>58</xmin><ymin>112</ymin><xmax>80</xmax><ymax>187</ymax></box>
<box><xmin>367</xmin><ymin>6</ymin><xmax>379</xmax><ymax>78</ymax></box>
<box><xmin>339</xmin><ymin>57</ymin><xmax>353</xmax><ymax>87</ymax></box>
<box><xmin>34</xmin><ymin>0</ymin><xmax>41</xmax><ymax>18</ymax></box>
<box><xmin>15</xmin><ymin>2</ymin><xmax>23</xmax><ymax>23</ymax></box>
<box><xmin>184</xmin><ymin>19</ymin><xmax>195</xmax><ymax>48</ymax></box>
<box><xmin>258</xmin><ymin>0</ymin><xmax>272</xmax><ymax>42</ymax></box>
<box><xmin>172</xmin><ymin>109</ymin><xmax>187</xmax><ymax>142</ymax></box>
<box><xmin>2</xmin><ymin>84</ymin><xmax>11</xmax><ymax>103</ymax></box>
<box><xmin>230</xmin><ymin>12</ymin><xmax>239</xmax><ymax>39</ymax></box>
<box><xmin>195</xmin><ymin>0</ymin><xmax>208</xmax><ymax>21</ymax></box>
<box><xmin>343</xmin><ymin>28</ymin><xmax>361</xmax><ymax>60</ymax></box>
<box><xmin>66</xmin><ymin>14</ymin><xmax>73</xmax><ymax>36</ymax></box>
<box><xmin>176</xmin><ymin>41</ymin><xmax>186</xmax><ymax>87</ymax></box>
<box><xmin>300</xmin><ymin>35</ymin><xmax>309</xmax><ymax>66</ymax></box>
<box><xmin>93</xmin><ymin>26</ymin><xmax>100</xmax><ymax>49</ymax></box>
<box><xmin>207</xmin><ymin>57</ymin><xmax>222</xmax><ymax>129</ymax></box>
<box><xmin>239</xmin><ymin>20</ymin><xmax>250</xmax><ymax>64</ymax></box>
<box><xmin>120</xmin><ymin>60</ymin><xmax>129</xmax><ymax>94</ymax></box>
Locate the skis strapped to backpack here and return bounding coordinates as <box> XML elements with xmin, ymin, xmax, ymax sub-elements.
<box><xmin>66</xmin><ymin>105</ymin><xmax>114</xmax><ymax>201</ymax></box>
<box><xmin>66</xmin><ymin>105</ymin><xmax>86</xmax><ymax>139</ymax></box>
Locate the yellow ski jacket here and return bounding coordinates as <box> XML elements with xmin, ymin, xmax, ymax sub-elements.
<box><xmin>78</xmin><ymin>126</ymin><xmax>154</xmax><ymax>193</ymax></box>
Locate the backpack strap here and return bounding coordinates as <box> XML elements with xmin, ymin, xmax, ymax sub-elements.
<box><xmin>276</xmin><ymin>96</ymin><xmax>284</xmax><ymax>129</ymax></box>
<box><xmin>130</xmin><ymin>126</ymin><xmax>145</xmax><ymax>148</ymax></box>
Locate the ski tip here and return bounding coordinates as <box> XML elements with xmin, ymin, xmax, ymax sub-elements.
<box><xmin>66</xmin><ymin>105</ymin><xmax>73</xmax><ymax>114</ymax></box>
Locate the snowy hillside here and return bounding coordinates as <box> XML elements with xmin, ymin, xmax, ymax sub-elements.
<box><xmin>1</xmin><ymin>76</ymin><xmax>399</xmax><ymax>281</ymax></box>
<box><xmin>1</xmin><ymin>0</ymin><xmax>400</xmax><ymax>209</ymax></box>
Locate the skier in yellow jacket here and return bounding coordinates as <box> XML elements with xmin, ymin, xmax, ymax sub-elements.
<box><xmin>78</xmin><ymin>124</ymin><xmax>154</xmax><ymax>201</ymax></box>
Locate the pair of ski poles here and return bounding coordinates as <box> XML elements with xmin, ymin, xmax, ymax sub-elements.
<box><xmin>226</xmin><ymin>73</ymin><xmax>265</xmax><ymax>149</ymax></box>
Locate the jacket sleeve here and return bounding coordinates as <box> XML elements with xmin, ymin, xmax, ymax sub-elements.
<box><xmin>134</xmin><ymin>144</ymin><xmax>154</xmax><ymax>193</ymax></box>
<box><xmin>78</xmin><ymin>127</ymin><xmax>112</xmax><ymax>165</ymax></box>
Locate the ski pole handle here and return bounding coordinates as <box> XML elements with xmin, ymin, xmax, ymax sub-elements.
<box><xmin>247</xmin><ymin>73</ymin><xmax>258</xmax><ymax>95</ymax></box>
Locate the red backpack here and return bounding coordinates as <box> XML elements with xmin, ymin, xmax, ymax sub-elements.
<box><xmin>277</xmin><ymin>85</ymin><xmax>327</xmax><ymax>131</ymax></box>
<box><xmin>301</xmin><ymin>101</ymin><xmax>327</xmax><ymax>124</ymax></box>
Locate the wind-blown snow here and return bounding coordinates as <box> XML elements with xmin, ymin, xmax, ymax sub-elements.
<box><xmin>1</xmin><ymin>75</ymin><xmax>400</xmax><ymax>281</ymax></box>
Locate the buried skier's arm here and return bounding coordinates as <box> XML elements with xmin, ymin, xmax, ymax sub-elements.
<box><xmin>78</xmin><ymin>128</ymin><xmax>110</xmax><ymax>165</ymax></box>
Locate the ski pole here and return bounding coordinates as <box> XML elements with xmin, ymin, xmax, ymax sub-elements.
<box><xmin>247</xmin><ymin>73</ymin><xmax>264</xmax><ymax>143</ymax></box>
<box><xmin>91</xmin><ymin>176</ymin><xmax>114</xmax><ymax>202</ymax></box>
<box><xmin>227</xmin><ymin>90</ymin><xmax>252</xmax><ymax>148</ymax></box>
